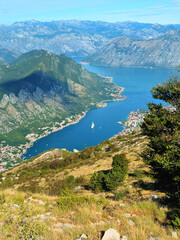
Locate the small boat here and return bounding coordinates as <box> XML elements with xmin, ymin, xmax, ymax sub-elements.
<box><xmin>73</xmin><ymin>149</ymin><xmax>79</xmax><ymax>153</ymax></box>
<box><xmin>91</xmin><ymin>122</ymin><xmax>95</xmax><ymax>129</ymax></box>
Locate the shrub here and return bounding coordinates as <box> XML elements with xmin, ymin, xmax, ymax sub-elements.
<box><xmin>89</xmin><ymin>171</ymin><xmax>106</xmax><ymax>192</ymax></box>
<box><xmin>113</xmin><ymin>190</ymin><xmax>129</xmax><ymax>201</ymax></box>
<box><xmin>66</xmin><ymin>175</ymin><xmax>75</xmax><ymax>187</ymax></box>
<box><xmin>133</xmin><ymin>169</ymin><xmax>145</xmax><ymax>178</ymax></box>
<box><xmin>89</xmin><ymin>154</ymin><xmax>129</xmax><ymax>192</ymax></box>
<box><xmin>167</xmin><ymin>209</ymin><xmax>180</xmax><ymax>228</ymax></box>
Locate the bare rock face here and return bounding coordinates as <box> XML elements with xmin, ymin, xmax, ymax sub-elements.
<box><xmin>101</xmin><ymin>228</ymin><xmax>120</xmax><ymax>240</ymax></box>
<box><xmin>85</xmin><ymin>30</ymin><xmax>180</xmax><ymax>68</ymax></box>
<box><xmin>0</xmin><ymin>87</ymin><xmax>65</xmax><ymax>134</ymax></box>
<box><xmin>0</xmin><ymin>20</ymin><xmax>180</xmax><ymax>57</ymax></box>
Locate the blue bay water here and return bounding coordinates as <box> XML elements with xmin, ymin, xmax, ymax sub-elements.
<box><xmin>24</xmin><ymin>61</ymin><xmax>177</xmax><ymax>159</ymax></box>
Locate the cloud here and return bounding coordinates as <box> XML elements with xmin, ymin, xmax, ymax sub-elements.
<box><xmin>105</xmin><ymin>2</ymin><xmax>180</xmax><ymax>18</ymax></box>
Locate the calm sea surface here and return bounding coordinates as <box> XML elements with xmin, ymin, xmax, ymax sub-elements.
<box><xmin>24</xmin><ymin>59</ymin><xmax>176</xmax><ymax>159</ymax></box>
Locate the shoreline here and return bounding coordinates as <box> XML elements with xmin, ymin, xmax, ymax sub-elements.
<box><xmin>24</xmin><ymin>90</ymin><xmax>126</xmax><ymax>159</ymax></box>
<box><xmin>0</xmin><ymin>87</ymin><xmax>125</xmax><ymax>168</ymax></box>
<box><xmin>23</xmin><ymin>110</ymin><xmax>88</xmax><ymax>159</ymax></box>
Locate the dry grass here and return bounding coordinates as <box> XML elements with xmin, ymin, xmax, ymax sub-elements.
<box><xmin>0</xmin><ymin>134</ymin><xmax>179</xmax><ymax>239</ymax></box>
<box><xmin>0</xmin><ymin>189</ymin><xmax>179</xmax><ymax>240</ymax></box>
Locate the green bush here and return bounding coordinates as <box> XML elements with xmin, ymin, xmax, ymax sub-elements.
<box><xmin>89</xmin><ymin>171</ymin><xmax>106</xmax><ymax>192</ymax></box>
<box><xmin>113</xmin><ymin>190</ymin><xmax>129</xmax><ymax>201</ymax></box>
<box><xmin>89</xmin><ymin>154</ymin><xmax>129</xmax><ymax>192</ymax></box>
<box><xmin>167</xmin><ymin>209</ymin><xmax>180</xmax><ymax>228</ymax></box>
<box><xmin>133</xmin><ymin>169</ymin><xmax>145</xmax><ymax>178</ymax></box>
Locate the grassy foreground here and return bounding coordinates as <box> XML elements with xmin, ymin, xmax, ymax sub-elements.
<box><xmin>0</xmin><ymin>133</ymin><xmax>179</xmax><ymax>239</ymax></box>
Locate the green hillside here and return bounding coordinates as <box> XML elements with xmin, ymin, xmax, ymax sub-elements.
<box><xmin>0</xmin><ymin>50</ymin><xmax>124</xmax><ymax>162</ymax></box>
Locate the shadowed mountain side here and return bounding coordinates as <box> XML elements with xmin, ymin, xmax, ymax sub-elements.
<box><xmin>0</xmin><ymin>50</ymin><xmax>123</xmax><ymax>146</ymax></box>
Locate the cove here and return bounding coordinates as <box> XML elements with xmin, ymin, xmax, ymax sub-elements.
<box><xmin>24</xmin><ymin>60</ymin><xmax>177</xmax><ymax>159</ymax></box>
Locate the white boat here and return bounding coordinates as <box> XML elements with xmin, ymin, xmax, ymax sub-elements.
<box><xmin>73</xmin><ymin>149</ymin><xmax>79</xmax><ymax>153</ymax></box>
<box><xmin>91</xmin><ymin>122</ymin><xmax>95</xmax><ymax>129</ymax></box>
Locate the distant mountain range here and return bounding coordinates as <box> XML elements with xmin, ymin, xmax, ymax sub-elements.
<box><xmin>84</xmin><ymin>30</ymin><xmax>180</xmax><ymax>68</ymax></box>
<box><xmin>0</xmin><ymin>20</ymin><xmax>180</xmax><ymax>57</ymax></box>
<box><xmin>0</xmin><ymin>48</ymin><xmax>20</xmax><ymax>64</ymax></box>
<box><xmin>0</xmin><ymin>50</ymin><xmax>122</xmax><ymax>145</ymax></box>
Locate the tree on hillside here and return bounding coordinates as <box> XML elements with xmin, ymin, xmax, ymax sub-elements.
<box><xmin>105</xmin><ymin>154</ymin><xmax>129</xmax><ymax>191</ymax></box>
<box><xmin>141</xmin><ymin>74</ymin><xmax>180</xmax><ymax>206</ymax></box>
<box><xmin>89</xmin><ymin>154</ymin><xmax>129</xmax><ymax>192</ymax></box>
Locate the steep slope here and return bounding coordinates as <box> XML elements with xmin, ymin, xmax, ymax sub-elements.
<box><xmin>0</xmin><ymin>133</ymin><xmax>178</xmax><ymax>240</ymax></box>
<box><xmin>0</xmin><ymin>20</ymin><xmax>180</xmax><ymax>57</ymax></box>
<box><xmin>85</xmin><ymin>30</ymin><xmax>180</xmax><ymax>68</ymax></box>
<box><xmin>0</xmin><ymin>48</ymin><xmax>20</xmax><ymax>64</ymax></box>
<box><xmin>0</xmin><ymin>50</ymin><xmax>123</xmax><ymax>157</ymax></box>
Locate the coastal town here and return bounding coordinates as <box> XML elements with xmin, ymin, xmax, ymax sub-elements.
<box><xmin>0</xmin><ymin>101</ymin><xmax>175</xmax><ymax>171</ymax></box>
<box><xmin>119</xmin><ymin>109</ymin><xmax>148</xmax><ymax>135</ymax></box>
<box><xmin>0</xmin><ymin>88</ymin><xmax>125</xmax><ymax>170</ymax></box>
<box><xmin>0</xmin><ymin>112</ymin><xmax>87</xmax><ymax>169</ymax></box>
<box><xmin>118</xmin><ymin>105</ymin><xmax>176</xmax><ymax>136</ymax></box>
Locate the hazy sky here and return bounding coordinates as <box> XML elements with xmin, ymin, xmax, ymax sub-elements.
<box><xmin>0</xmin><ymin>0</ymin><xmax>180</xmax><ymax>25</ymax></box>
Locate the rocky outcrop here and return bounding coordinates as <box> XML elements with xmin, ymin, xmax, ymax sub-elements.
<box><xmin>101</xmin><ymin>228</ymin><xmax>120</xmax><ymax>240</ymax></box>
<box><xmin>85</xmin><ymin>30</ymin><xmax>180</xmax><ymax>68</ymax></box>
<box><xmin>0</xmin><ymin>87</ymin><xmax>66</xmax><ymax>134</ymax></box>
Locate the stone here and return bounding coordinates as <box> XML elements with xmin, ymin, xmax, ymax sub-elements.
<box><xmin>120</xmin><ymin>237</ymin><xmax>128</xmax><ymax>240</ymax></box>
<box><xmin>119</xmin><ymin>203</ymin><xmax>126</xmax><ymax>207</ymax></box>
<box><xmin>74</xmin><ymin>234</ymin><xmax>88</xmax><ymax>240</ymax></box>
<box><xmin>128</xmin><ymin>220</ymin><xmax>135</xmax><ymax>227</ymax></box>
<box><xmin>74</xmin><ymin>186</ymin><xmax>82</xmax><ymax>191</ymax></box>
<box><xmin>151</xmin><ymin>195</ymin><xmax>158</xmax><ymax>201</ymax></box>
<box><xmin>128</xmin><ymin>220</ymin><xmax>135</xmax><ymax>226</ymax></box>
<box><xmin>37</xmin><ymin>199</ymin><xmax>45</xmax><ymax>205</ymax></box>
<box><xmin>12</xmin><ymin>203</ymin><xmax>20</xmax><ymax>209</ymax></box>
<box><xmin>80</xmin><ymin>234</ymin><xmax>88</xmax><ymax>239</ymax></box>
<box><xmin>171</xmin><ymin>232</ymin><xmax>178</xmax><ymax>239</ymax></box>
<box><xmin>101</xmin><ymin>228</ymin><xmax>120</xmax><ymax>240</ymax></box>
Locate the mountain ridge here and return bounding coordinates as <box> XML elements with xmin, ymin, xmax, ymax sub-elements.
<box><xmin>0</xmin><ymin>50</ymin><xmax>124</xmax><ymax>164</ymax></box>
<box><xmin>84</xmin><ymin>30</ymin><xmax>180</xmax><ymax>68</ymax></box>
<box><xmin>1</xmin><ymin>20</ymin><xmax>180</xmax><ymax>57</ymax></box>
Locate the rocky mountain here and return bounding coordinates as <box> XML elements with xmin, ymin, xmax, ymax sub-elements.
<box><xmin>0</xmin><ymin>50</ymin><xmax>122</xmax><ymax>146</ymax></box>
<box><xmin>84</xmin><ymin>30</ymin><xmax>180</xmax><ymax>68</ymax></box>
<box><xmin>0</xmin><ymin>20</ymin><xmax>180</xmax><ymax>57</ymax></box>
<box><xmin>0</xmin><ymin>48</ymin><xmax>20</xmax><ymax>64</ymax></box>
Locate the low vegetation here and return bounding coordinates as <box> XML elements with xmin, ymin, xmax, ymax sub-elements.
<box><xmin>89</xmin><ymin>154</ymin><xmax>129</xmax><ymax>192</ymax></box>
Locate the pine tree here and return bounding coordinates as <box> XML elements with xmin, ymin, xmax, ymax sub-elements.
<box><xmin>141</xmin><ymin>74</ymin><xmax>180</xmax><ymax>206</ymax></box>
